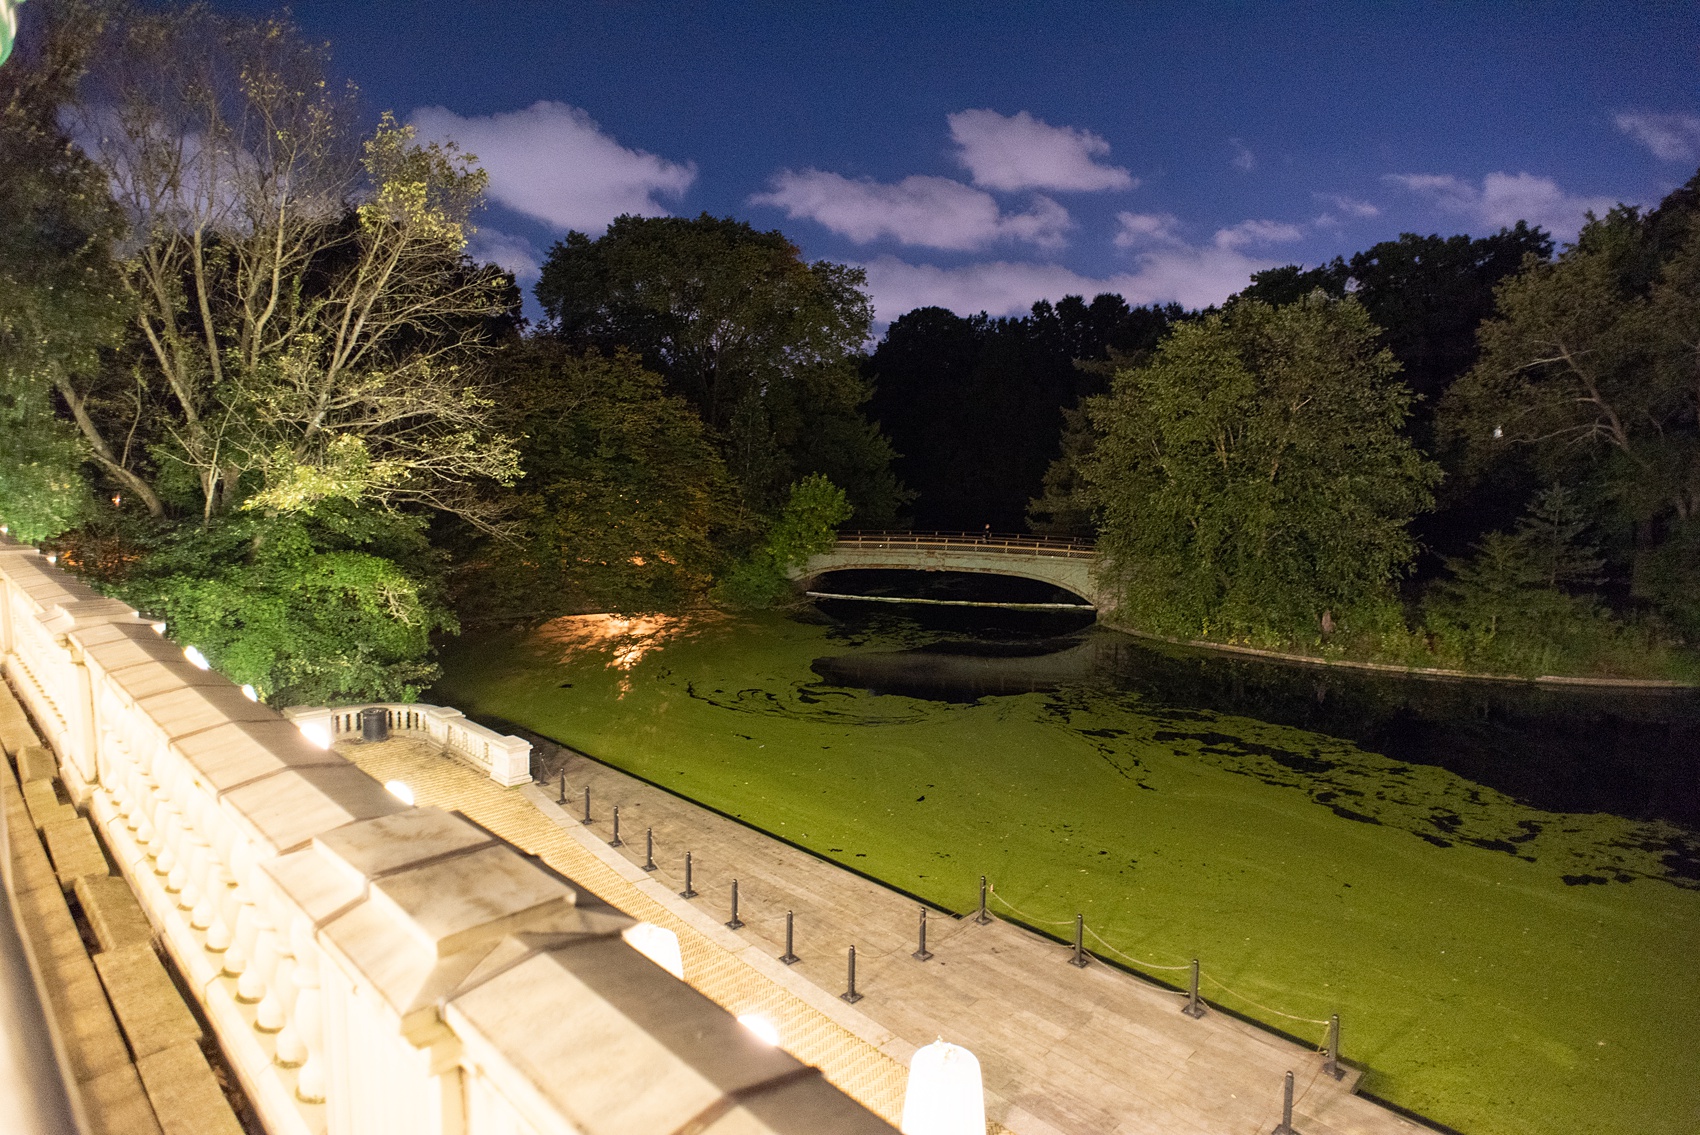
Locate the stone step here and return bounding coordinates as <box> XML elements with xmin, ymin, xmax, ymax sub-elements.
<box><xmin>93</xmin><ymin>944</ymin><xmax>205</xmax><ymax>1060</ymax></box>
<box><xmin>135</xmin><ymin>1041</ymin><xmax>247</xmax><ymax>1135</ymax></box>
<box><xmin>43</xmin><ymin>815</ymin><xmax>112</xmax><ymax>890</ymax></box>
<box><xmin>76</xmin><ymin>875</ymin><xmax>157</xmax><ymax>953</ymax></box>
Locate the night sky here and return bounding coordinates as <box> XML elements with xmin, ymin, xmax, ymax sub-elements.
<box><xmin>210</xmin><ymin>1</ymin><xmax>1699</xmax><ymax>324</ymax></box>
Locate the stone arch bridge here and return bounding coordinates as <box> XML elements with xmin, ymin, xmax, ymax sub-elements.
<box><xmin>793</xmin><ymin>531</ymin><xmax>1106</xmax><ymax>612</ymax></box>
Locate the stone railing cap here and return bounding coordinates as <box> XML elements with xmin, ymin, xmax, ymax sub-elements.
<box><xmin>221</xmin><ymin>764</ymin><xmax>405</xmax><ymax>855</ymax></box>
<box><xmin>174</xmin><ymin>718</ymin><xmax>347</xmax><ymax>792</ymax></box>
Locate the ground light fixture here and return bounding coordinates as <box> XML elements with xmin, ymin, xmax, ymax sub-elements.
<box><xmin>240</xmin><ymin>684</ymin><xmax>259</xmax><ymax>702</ymax></box>
<box><xmin>183</xmin><ymin>645</ymin><xmax>211</xmax><ymax>670</ymax></box>
<box><xmin>900</xmin><ymin>1038</ymin><xmax>986</xmax><ymax>1135</ymax></box>
<box><xmin>735</xmin><ymin>1014</ymin><xmax>779</xmax><ymax>1046</ymax></box>
<box><xmin>621</xmin><ymin>922</ymin><xmax>684</xmax><ymax>979</ymax></box>
<box><xmin>383</xmin><ymin>781</ymin><xmax>415</xmax><ymax>806</ymax></box>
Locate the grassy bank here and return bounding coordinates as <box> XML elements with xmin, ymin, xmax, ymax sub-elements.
<box><xmin>436</xmin><ymin>612</ymin><xmax>1700</xmax><ymax>1135</ymax></box>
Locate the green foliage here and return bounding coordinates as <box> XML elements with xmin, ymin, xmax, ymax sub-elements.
<box><xmin>714</xmin><ymin>474</ymin><xmax>850</xmax><ymax>608</ymax></box>
<box><xmin>459</xmin><ymin>345</ymin><xmax>739</xmax><ymax>621</ymax></box>
<box><xmin>1439</xmin><ymin>176</ymin><xmax>1700</xmax><ymax>637</ymax></box>
<box><xmin>535</xmin><ymin>214</ymin><xmax>904</xmax><ymax>522</ymax></box>
<box><xmin>108</xmin><ymin>505</ymin><xmax>454</xmax><ymax>705</ymax></box>
<box><xmin>1082</xmin><ymin>295</ymin><xmax>1440</xmax><ymax>642</ymax></box>
<box><xmin>1419</xmin><ymin>488</ymin><xmax>1660</xmax><ymax>676</ymax></box>
<box><xmin>0</xmin><ymin>2</ymin><xmax>122</xmax><ymax>538</ymax></box>
<box><xmin>866</xmin><ymin>296</ymin><xmax>1181</xmax><ymax>529</ymax></box>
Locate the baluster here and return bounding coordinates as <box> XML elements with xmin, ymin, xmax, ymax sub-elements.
<box><xmin>238</xmin><ymin>912</ymin><xmax>277</xmax><ymax>1004</ymax></box>
<box><xmin>287</xmin><ymin>919</ymin><xmax>326</xmax><ymax>1103</ymax></box>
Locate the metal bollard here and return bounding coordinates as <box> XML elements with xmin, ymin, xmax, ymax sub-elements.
<box><xmin>609</xmin><ymin>805</ymin><xmax>623</xmax><ymax>847</ymax></box>
<box><xmin>912</xmin><ymin>905</ymin><xmax>934</xmax><ymax>961</ymax></box>
<box><xmin>1183</xmin><ymin>958</ymin><xmax>1205</xmax><ymax>1018</ymax></box>
<box><xmin>726</xmin><ymin>879</ymin><xmax>744</xmax><ymax>930</ymax></box>
<box><xmin>581</xmin><ymin>786</ymin><xmax>592</xmax><ymax>825</ymax></box>
<box><xmin>680</xmin><ymin>851</ymin><xmax>698</xmax><ymax>899</ymax></box>
<box><xmin>779</xmin><ymin>911</ymin><xmax>799</xmax><ymax>964</ymax></box>
<box><xmin>1273</xmin><ymin>1070</ymin><xmax>1295</xmax><ymax>1134</ymax></box>
<box><xmin>1069</xmin><ymin>913</ymin><xmax>1088</xmax><ymax>968</ymax></box>
<box><xmin>976</xmin><ymin>875</ymin><xmax>991</xmax><ymax>925</ymax></box>
<box><xmin>841</xmin><ymin>945</ymin><xmax>863</xmax><ymax>1003</ymax></box>
<box><xmin>1323</xmin><ymin>1014</ymin><xmax>1342</xmax><ymax>1079</ymax></box>
<box><xmin>557</xmin><ymin>771</ymin><xmax>566</xmax><ymax>806</ymax></box>
<box><xmin>643</xmin><ymin>827</ymin><xmax>656</xmax><ymax>871</ymax></box>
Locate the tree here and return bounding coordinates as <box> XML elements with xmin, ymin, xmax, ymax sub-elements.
<box><xmin>1081</xmin><ymin>296</ymin><xmax>1439</xmax><ymax>641</ymax></box>
<box><xmin>457</xmin><ymin>344</ymin><xmax>739</xmax><ymax>622</ymax></box>
<box><xmin>715</xmin><ymin>474</ymin><xmax>851</xmax><ymax>608</ymax></box>
<box><xmin>1439</xmin><ymin>178</ymin><xmax>1700</xmax><ymax>629</ymax></box>
<box><xmin>1422</xmin><ymin>487</ymin><xmax>1617</xmax><ymax>674</ymax></box>
<box><xmin>536</xmin><ymin>214</ymin><xmax>903</xmax><ymax>522</ymax></box>
<box><xmin>110</xmin><ymin>503</ymin><xmax>455</xmax><ymax>705</ymax></box>
<box><xmin>58</xmin><ymin>4</ymin><xmax>518</xmax><ymax>525</ymax></box>
<box><xmin>866</xmin><ymin>295</ymin><xmax>1180</xmax><ymax>530</ymax></box>
<box><xmin>0</xmin><ymin>1</ymin><xmax>122</xmax><ymax>539</ymax></box>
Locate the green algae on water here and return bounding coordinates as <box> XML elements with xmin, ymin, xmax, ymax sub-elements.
<box><xmin>437</xmin><ymin>611</ymin><xmax>1700</xmax><ymax>1135</ymax></box>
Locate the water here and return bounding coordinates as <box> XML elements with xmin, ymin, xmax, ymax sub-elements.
<box><xmin>438</xmin><ymin>572</ymin><xmax>1700</xmax><ymax>1135</ymax></box>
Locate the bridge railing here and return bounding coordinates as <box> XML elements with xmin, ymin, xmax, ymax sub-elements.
<box><xmin>838</xmin><ymin>531</ymin><xmax>1095</xmax><ymax>558</ymax></box>
<box><xmin>0</xmin><ymin>534</ymin><xmax>895</xmax><ymax>1135</ymax></box>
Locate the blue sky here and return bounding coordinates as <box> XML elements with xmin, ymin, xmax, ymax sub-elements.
<box><xmin>225</xmin><ymin>1</ymin><xmax>1698</xmax><ymax>325</ymax></box>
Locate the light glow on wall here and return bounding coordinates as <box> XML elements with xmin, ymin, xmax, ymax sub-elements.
<box><xmin>384</xmin><ymin>780</ymin><xmax>416</xmax><ymax>805</ymax></box>
<box><xmin>297</xmin><ymin>722</ymin><xmax>332</xmax><ymax>750</ymax></box>
<box><xmin>183</xmin><ymin>645</ymin><xmax>211</xmax><ymax>670</ymax></box>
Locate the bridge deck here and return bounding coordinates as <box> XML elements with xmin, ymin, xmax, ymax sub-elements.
<box><xmin>345</xmin><ymin>736</ymin><xmax>1433</xmax><ymax>1135</ymax></box>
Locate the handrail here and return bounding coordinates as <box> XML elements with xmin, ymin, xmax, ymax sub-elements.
<box><xmin>837</xmin><ymin>531</ymin><xmax>1096</xmax><ymax>558</ymax></box>
<box><xmin>0</xmin><ymin>774</ymin><xmax>90</xmax><ymax>1135</ymax></box>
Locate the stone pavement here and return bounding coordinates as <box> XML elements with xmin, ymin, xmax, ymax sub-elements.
<box><xmin>344</xmin><ymin>736</ymin><xmax>1437</xmax><ymax>1135</ymax></box>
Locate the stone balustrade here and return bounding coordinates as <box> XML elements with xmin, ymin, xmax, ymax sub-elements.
<box><xmin>283</xmin><ymin>703</ymin><xmax>534</xmax><ymax>787</ymax></box>
<box><xmin>0</xmin><ymin>533</ymin><xmax>894</xmax><ymax>1135</ymax></box>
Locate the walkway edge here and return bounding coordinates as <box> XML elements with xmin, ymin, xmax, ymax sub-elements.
<box><xmin>519</xmin><ymin>784</ymin><xmax>1070</xmax><ymax>1135</ymax></box>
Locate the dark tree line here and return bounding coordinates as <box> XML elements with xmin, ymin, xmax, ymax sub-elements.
<box><xmin>865</xmin><ymin>295</ymin><xmax>1179</xmax><ymax>530</ymax></box>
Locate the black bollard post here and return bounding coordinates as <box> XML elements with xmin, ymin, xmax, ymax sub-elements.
<box><xmin>975</xmin><ymin>875</ymin><xmax>991</xmax><ymax>925</ymax></box>
<box><xmin>643</xmin><ymin>827</ymin><xmax>656</xmax><ymax>871</ymax></box>
<box><xmin>1069</xmin><ymin>913</ymin><xmax>1088</xmax><ymax>968</ymax></box>
<box><xmin>840</xmin><ymin>945</ymin><xmax>862</xmax><ymax>1004</ymax></box>
<box><xmin>609</xmin><ymin>805</ymin><xmax>623</xmax><ymax>848</ymax></box>
<box><xmin>1183</xmin><ymin>958</ymin><xmax>1205</xmax><ymax>1018</ymax></box>
<box><xmin>726</xmin><ymin>879</ymin><xmax>744</xmax><ymax>930</ymax></box>
<box><xmin>1324</xmin><ymin>1014</ymin><xmax>1343</xmax><ymax>1079</ymax></box>
<box><xmin>581</xmin><ymin>786</ymin><xmax>592</xmax><ymax>825</ymax></box>
<box><xmin>680</xmin><ymin>852</ymin><xmax>698</xmax><ymax>899</ymax></box>
<box><xmin>779</xmin><ymin>911</ymin><xmax>799</xmax><ymax>964</ymax></box>
<box><xmin>912</xmin><ymin>905</ymin><xmax>934</xmax><ymax>961</ymax></box>
<box><xmin>1273</xmin><ymin>1070</ymin><xmax>1295</xmax><ymax>1134</ymax></box>
<box><xmin>557</xmin><ymin>771</ymin><xmax>566</xmax><ymax>806</ymax></box>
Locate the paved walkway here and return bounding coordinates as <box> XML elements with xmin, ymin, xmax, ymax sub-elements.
<box><xmin>344</xmin><ymin>736</ymin><xmax>1435</xmax><ymax>1135</ymax></box>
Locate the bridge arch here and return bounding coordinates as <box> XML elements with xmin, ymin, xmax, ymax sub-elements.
<box><xmin>792</xmin><ymin>532</ymin><xmax>1106</xmax><ymax>611</ymax></box>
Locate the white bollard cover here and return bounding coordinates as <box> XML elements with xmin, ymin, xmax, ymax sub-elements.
<box><xmin>901</xmin><ymin>1037</ymin><xmax>986</xmax><ymax>1135</ymax></box>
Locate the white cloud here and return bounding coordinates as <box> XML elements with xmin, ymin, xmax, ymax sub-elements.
<box><xmin>1229</xmin><ymin>138</ymin><xmax>1256</xmax><ymax>173</ymax></box>
<box><xmin>1385</xmin><ymin>171</ymin><xmax>1618</xmax><ymax>241</ymax></box>
<box><xmin>947</xmin><ymin>108</ymin><xmax>1135</xmax><ymax>192</ymax></box>
<box><xmin>861</xmin><ymin>234</ymin><xmax>1283</xmax><ymax>325</ymax></box>
<box><xmin>408</xmin><ymin>101</ymin><xmax>695</xmax><ymax>233</ymax></box>
<box><xmin>1215</xmin><ymin>219</ymin><xmax>1305</xmax><ymax>249</ymax></box>
<box><xmin>1615</xmin><ymin>111</ymin><xmax>1700</xmax><ymax>162</ymax></box>
<box><xmin>1314</xmin><ymin>193</ymin><xmax>1381</xmax><ymax>220</ymax></box>
<box><xmin>751</xmin><ymin>169</ymin><xmax>1071</xmax><ymax>251</ymax></box>
<box><xmin>470</xmin><ymin>228</ymin><xmax>542</xmax><ymax>282</ymax></box>
<box><xmin>1112</xmin><ymin>211</ymin><xmax>1184</xmax><ymax>248</ymax></box>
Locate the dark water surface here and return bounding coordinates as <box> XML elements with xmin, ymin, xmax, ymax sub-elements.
<box><xmin>810</xmin><ymin>570</ymin><xmax>1700</xmax><ymax>837</ymax></box>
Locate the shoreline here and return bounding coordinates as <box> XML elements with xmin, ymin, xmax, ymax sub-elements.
<box><xmin>1097</xmin><ymin>619</ymin><xmax>1700</xmax><ymax>691</ymax></box>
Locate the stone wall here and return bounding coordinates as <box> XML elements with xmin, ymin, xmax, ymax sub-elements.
<box><xmin>0</xmin><ymin>533</ymin><xmax>894</xmax><ymax>1135</ymax></box>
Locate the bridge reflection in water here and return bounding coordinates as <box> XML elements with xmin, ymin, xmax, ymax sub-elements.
<box><xmin>795</xmin><ymin>532</ymin><xmax>1103</xmax><ymax>613</ymax></box>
